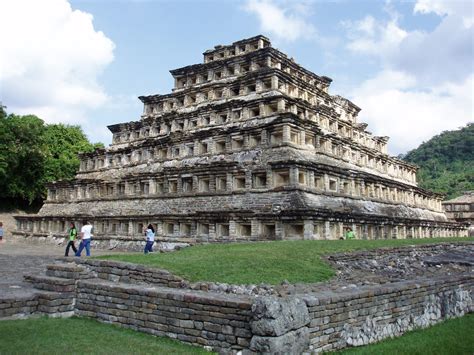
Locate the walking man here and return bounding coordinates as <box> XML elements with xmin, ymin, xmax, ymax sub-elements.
<box><xmin>75</xmin><ymin>220</ymin><xmax>93</xmax><ymax>257</ymax></box>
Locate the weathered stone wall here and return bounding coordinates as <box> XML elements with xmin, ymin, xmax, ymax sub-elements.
<box><xmin>13</xmin><ymin>36</ymin><xmax>469</xmax><ymax>246</ymax></box>
<box><xmin>0</xmin><ymin>291</ymin><xmax>75</xmax><ymax>320</ymax></box>
<box><xmin>2</xmin><ymin>254</ymin><xmax>472</xmax><ymax>354</ymax></box>
<box><xmin>0</xmin><ymin>263</ymin><xmax>88</xmax><ymax>320</ymax></box>
<box><xmin>303</xmin><ymin>275</ymin><xmax>473</xmax><ymax>353</ymax></box>
<box><xmin>75</xmin><ymin>279</ymin><xmax>254</xmax><ymax>351</ymax></box>
<box><xmin>71</xmin><ymin>258</ymin><xmax>274</xmax><ymax>296</ymax></box>
<box><xmin>250</xmin><ymin>297</ymin><xmax>311</xmax><ymax>354</ymax></box>
<box><xmin>73</xmin><ymin>258</ymin><xmax>187</xmax><ymax>287</ymax></box>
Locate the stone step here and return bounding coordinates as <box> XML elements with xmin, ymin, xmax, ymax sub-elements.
<box><xmin>45</xmin><ymin>263</ymin><xmax>91</xmax><ymax>280</ymax></box>
<box><xmin>36</xmin><ymin>290</ymin><xmax>75</xmax><ymax>315</ymax></box>
<box><xmin>24</xmin><ymin>274</ymin><xmax>76</xmax><ymax>292</ymax></box>
<box><xmin>47</xmin><ymin>263</ymin><xmax>84</xmax><ymax>272</ymax></box>
<box><xmin>0</xmin><ymin>288</ymin><xmax>76</xmax><ymax>319</ymax></box>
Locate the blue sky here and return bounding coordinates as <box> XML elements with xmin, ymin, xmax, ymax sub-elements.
<box><xmin>1</xmin><ymin>0</ymin><xmax>472</xmax><ymax>154</ymax></box>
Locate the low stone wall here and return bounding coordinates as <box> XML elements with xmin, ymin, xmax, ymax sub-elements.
<box><xmin>76</xmin><ymin>279</ymin><xmax>254</xmax><ymax>351</ymax></box>
<box><xmin>0</xmin><ymin>263</ymin><xmax>86</xmax><ymax>320</ymax></box>
<box><xmin>0</xmin><ymin>291</ymin><xmax>74</xmax><ymax>320</ymax></box>
<box><xmin>72</xmin><ymin>259</ymin><xmax>187</xmax><ymax>288</ymax></box>
<box><xmin>303</xmin><ymin>274</ymin><xmax>473</xmax><ymax>353</ymax></box>
<box><xmin>2</xmin><ymin>252</ymin><xmax>473</xmax><ymax>354</ymax></box>
<box><xmin>71</xmin><ymin>258</ymin><xmax>274</xmax><ymax>296</ymax></box>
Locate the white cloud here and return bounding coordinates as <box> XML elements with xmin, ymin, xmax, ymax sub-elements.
<box><xmin>342</xmin><ymin>1</ymin><xmax>473</xmax><ymax>154</ymax></box>
<box><xmin>343</xmin><ymin>1</ymin><xmax>473</xmax><ymax>86</ymax></box>
<box><xmin>244</xmin><ymin>0</ymin><xmax>316</xmax><ymax>41</ymax></box>
<box><xmin>352</xmin><ymin>70</ymin><xmax>416</xmax><ymax>92</ymax></box>
<box><xmin>0</xmin><ymin>0</ymin><xmax>115</xmax><ymax>124</ymax></box>
<box><xmin>354</xmin><ymin>15</ymin><xmax>376</xmax><ymax>36</ymax></box>
<box><xmin>393</xmin><ymin>12</ymin><xmax>473</xmax><ymax>86</ymax></box>
<box><xmin>343</xmin><ymin>15</ymin><xmax>408</xmax><ymax>59</ymax></box>
<box><xmin>414</xmin><ymin>0</ymin><xmax>473</xmax><ymax>27</ymax></box>
<box><xmin>351</xmin><ymin>71</ymin><xmax>473</xmax><ymax>155</ymax></box>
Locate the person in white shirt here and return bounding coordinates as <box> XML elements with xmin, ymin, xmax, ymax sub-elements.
<box><xmin>143</xmin><ymin>224</ymin><xmax>155</xmax><ymax>254</ymax></box>
<box><xmin>75</xmin><ymin>220</ymin><xmax>93</xmax><ymax>257</ymax></box>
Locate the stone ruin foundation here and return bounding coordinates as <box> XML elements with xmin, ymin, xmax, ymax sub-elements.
<box><xmin>13</xmin><ymin>35</ymin><xmax>467</xmax><ymax>248</ymax></box>
<box><xmin>0</xmin><ymin>242</ymin><xmax>472</xmax><ymax>354</ymax></box>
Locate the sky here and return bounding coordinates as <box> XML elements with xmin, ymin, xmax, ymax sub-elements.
<box><xmin>0</xmin><ymin>0</ymin><xmax>472</xmax><ymax>155</ymax></box>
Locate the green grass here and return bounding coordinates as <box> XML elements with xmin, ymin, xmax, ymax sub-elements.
<box><xmin>0</xmin><ymin>314</ymin><xmax>471</xmax><ymax>355</ymax></box>
<box><xmin>336</xmin><ymin>313</ymin><xmax>474</xmax><ymax>355</ymax></box>
<box><xmin>99</xmin><ymin>237</ymin><xmax>474</xmax><ymax>285</ymax></box>
<box><xmin>0</xmin><ymin>316</ymin><xmax>211</xmax><ymax>354</ymax></box>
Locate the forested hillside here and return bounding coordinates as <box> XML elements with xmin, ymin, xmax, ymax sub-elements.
<box><xmin>403</xmin><ymin>123</ymin><xmax>473</xmax><ymax>199</ymax></box>
<box><xmin>0</xmin><ymin>106</ymin><xmax>103</xmax><ymax>209</ymax></box>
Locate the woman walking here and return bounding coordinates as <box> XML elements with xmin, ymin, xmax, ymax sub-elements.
<box><xmin>144</xmin><ymin>224</ymin><xmax>155</xmax><ymax>254</ymax></box>
<box><xmin>65</xmin><ymin>222</ymin><xmax>78</xmax><ymax>256</ymax></box>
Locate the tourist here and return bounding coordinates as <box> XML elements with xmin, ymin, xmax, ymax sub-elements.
<box><xmin>0</xmin><ymin>222</ymin><xmax>3</xmax><ymax>243</ymax></box>
<box><xmin>144</xmin><ymin>224</ymin><xmax>155</xmax><ymax>254</ymax></box>
<box><xmin>75</xmin><ymin>220</ymin><xmax>93</xmax><ymax>257</ymax></box>
<box><xmin>65</xmin><ymin>222</ymin><xmax>78</xmax><ymax>256</ymax></box>
<box><xmin>344</xmin><ymin>227</ymin><xmax>356</xmax><ymax>240</ymax></box>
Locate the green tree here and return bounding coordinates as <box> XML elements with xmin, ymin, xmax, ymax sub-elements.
<box><xmin>43</xmin><ymin>124</ymin><xmax>103</xmax><ymax>182</ymax></box>
<box><xmin>404</xmin><ymin>123</ymin><xmax>474</xmax><ymax>199</ymax></box>
<box><xmin>0</xmin><ymin>106</ymin><xmax>8</xmax><ymax>179</ymax></box>
<box><xmin>0</xmin><ymin>112</ymin><xmax>47</xmax><ymax>204</ymax></box>
<box><xmin>0</xmin><ymin>108</ymin><xmax>104</xmax><ymax>207</ymax></box>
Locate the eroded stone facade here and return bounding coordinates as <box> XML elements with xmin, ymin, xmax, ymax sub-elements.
<box><xmin>14</xmin><ymin>35</ymin><xmax>466</xmax><ymax>246</ymax></box>
<box><xmin>442</xmin><ymin>192</ymin><xmax>473</xmax><ymax>236</ymax></box>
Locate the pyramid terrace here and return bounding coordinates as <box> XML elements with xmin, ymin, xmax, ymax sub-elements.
<box><xmin>14</xmin><ymin>35</ymin><xmax>467</xmax><ymax>247</ymax></box>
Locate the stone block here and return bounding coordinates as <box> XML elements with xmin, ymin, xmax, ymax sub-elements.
<box><xmin>179</xmin><ymin>319</ymin><xmax>194</xmax><ymax>329</ymax></box>
<box><xmin>203</xmin><ymin>321</ymin><xmax>222</xmax><ymax>333</ymax></box>
<box><xmin>234</xmin><ymin>327</ymin><xmax>252</xmax><ymax>338</ymax></box>
<box><xmin>250</xmin><ymin>327</ymin><xmax>309</xmax><ymax>355</ymax></box>
<box><xmin>251</xmin><ymin>297</ymin><xmax>309</xmax><ymax>336</ymax></box>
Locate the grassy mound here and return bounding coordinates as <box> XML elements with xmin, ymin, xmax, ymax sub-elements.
<box><xmin>98</xmin><ymin>238</ymin><xmax>473</xmax><ymax>285</ymax></box>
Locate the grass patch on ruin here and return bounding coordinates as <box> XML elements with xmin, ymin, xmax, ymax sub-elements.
<box><xmin>0</xmin><ymin>316</ymin><xmax>212</xmax><ymax>354</ymax></box>
<box><xmin>336</xmin><ymin>313</ymin><xmax>474</xmax><ymax>355</ymax></box>
<box><xmin>99</xmin><ymin>237</ymin><xmax>473</xmax><ymax>285</ymax></box>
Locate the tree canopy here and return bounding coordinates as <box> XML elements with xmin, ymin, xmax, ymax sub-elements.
<box><xmin>43</xmin><ymin>123</ymin><xmax>103</xmax><ymax>183</ymax></box>
<box><xmin>403</xmin><ymin>123</ymin><xmax>474</xmax><ymax>199</ymax></box>
<box><xmin>0</xmin><ymin>106</ymin><xmax>103</xmax><ymax>207</ymax></box>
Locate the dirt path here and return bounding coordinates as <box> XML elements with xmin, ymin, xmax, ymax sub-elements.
<box><xmin>0</xmin><ymin>238</ymin><xmax>125</xmax><ymax>299</ymax></box>
<box><xmin>0</xmin><ymin>239</ymin><xmax>60</xmax><ymax>299</ymax></box>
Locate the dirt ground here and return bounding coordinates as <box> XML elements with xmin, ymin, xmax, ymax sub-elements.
<box><xmin>0</xmin><ymin>235</ymin><xmax>126</xmax><ymax>300</ymax></box>
<box><xmin>0</xmin><ymin>210</ymin><xmax>125</xmax><ymax>299</ymax></box>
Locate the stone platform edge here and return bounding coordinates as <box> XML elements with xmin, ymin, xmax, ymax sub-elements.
<box><xmin>0</xmin><ymin>258</ymin><xmax>472</xmax><ymax>354</ymax></box>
